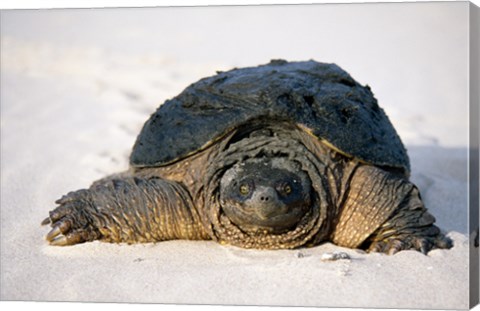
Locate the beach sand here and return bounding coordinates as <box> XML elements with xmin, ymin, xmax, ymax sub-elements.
<box><xmin>0</xmin><ymin>3</ymin><xmax>475</xmax><ymax>310</ymax></box>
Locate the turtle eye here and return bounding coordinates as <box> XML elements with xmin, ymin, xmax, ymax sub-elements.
<box><xmin>239</xmin><ymin>184</ymin><xmax>251</xmax><ymax>195</ymax></box>
<box><xmin>277</xmin><ymin>182</ymin><xmax>293</xmax><ymax>196</ymax></box>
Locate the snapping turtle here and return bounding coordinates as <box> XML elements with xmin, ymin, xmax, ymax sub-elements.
<box><xmin>42</xmin><ymin>59</ymin><xmax>452</xmax><ymax>254</ymax></box>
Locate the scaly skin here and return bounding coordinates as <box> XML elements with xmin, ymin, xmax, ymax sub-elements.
<box><xmin>42</xmin><ymin>126</ymin><xmax>452</xmax><ymax>254</ymax></box>
<box><xmin>331</xmin><ymin>165</ymin><xmax>452</xmax><ymax>254</ymax></box>
<box><xmin>42</xmin><ymin>176</ymin><xmax>209</xmax><ymax>245</ymax></box>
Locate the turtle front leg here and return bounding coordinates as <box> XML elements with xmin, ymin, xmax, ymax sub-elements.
<box><xmin>331</xmin><ymin>165</ymin><xmax>452</xmax><ymax>255</ymax></box>
<box><xmin>364</xmin><ymin>185</ymin><xmax>452</xmax><ymax>254</ymax></box>
<box><xmin>42</xmin><ymin>176</ymin><xmax>209</xmax><ymax>246</ymax></box>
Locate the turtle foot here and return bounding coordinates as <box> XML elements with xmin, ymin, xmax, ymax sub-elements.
<box><xmin>367</xmin><ymin>232</ymin><xmax>453</xmax><ymax>255</ymax></box>
<box><xmin>42</xmin><ymin>190</ymin><xmax>102</xmax><ymax>246</ymax></box>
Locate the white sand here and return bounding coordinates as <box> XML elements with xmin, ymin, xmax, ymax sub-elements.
<box><xmin>0</xmin><ymin>3</ymin><xmax>475</xmax><ymax>310</ymax></box>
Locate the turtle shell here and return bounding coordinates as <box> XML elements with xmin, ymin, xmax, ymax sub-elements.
<box><xmin>130</xmin><ymin>59</ymin><xmax>410</xmax><ymax>173</ymax></box>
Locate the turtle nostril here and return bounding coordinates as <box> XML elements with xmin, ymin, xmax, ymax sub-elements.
<box><xmin>254</xmin><ymin>187</ymin><xmax>277</xmax><ymax>205</ymax></box>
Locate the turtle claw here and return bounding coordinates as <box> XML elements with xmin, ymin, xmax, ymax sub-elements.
<box><xmin>46</xmin><ymin>226</ymin><xmax>62</xmax><ymax>241</ymax></box>
<box><xmin>368</xmin><ymin>233</ymin><xmax>452</xmax><ymax>255</ymax></box>
<box><xmin>43</xmin><ymin>190</ymin><xmax>102</xmax><ymax>246</ymax></box>
<box><xmin>368</xmin><ymin>239</ymin><xmax>407</xmax><ymax>255</ymax></box>
<box><xmin>417</xmin><ymin>239</ymin><xmax>431</xmax><ymax>255</ymax></box>
<box><xmin>386</xmin><ymin>240</ymin><xmax>405</xmax><ymax>255</ymax></box>
<box><xmin>50</xmin><ymin>235</ymin><xmax>68</xmax><ymax>246</ymax></box>
<box><xmin>50</xmin><ymin>229</ymin><xmax>101</xmax><ymax>246</ymax></box>
<box><xmin>435</xmin><ymin>236</ymin><xmax>453</xmax><ymax>249</ymax></box>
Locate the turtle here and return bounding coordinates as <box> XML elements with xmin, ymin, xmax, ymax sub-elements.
<box><xmin>42</xmin><ymin>59</ymin><xmax>452</xmax><ymax>254</ymax></box>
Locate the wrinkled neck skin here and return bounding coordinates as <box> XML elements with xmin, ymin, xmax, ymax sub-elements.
<box><xmin>200</xmin><ymin>122</ymin><xmax>355</xmax><ymax>249</ymax></box>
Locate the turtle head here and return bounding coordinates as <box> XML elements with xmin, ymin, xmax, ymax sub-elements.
<box><xmin>219</xmin><ymin>158</ymin><xmax>312</xmax><ymax>234</ymax></box>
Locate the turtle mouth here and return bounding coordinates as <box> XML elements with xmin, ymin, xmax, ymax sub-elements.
<box><xmin>219</xmin><ymin>198</ymin><xmax>309</xmax><ymax>234</ymax></box>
